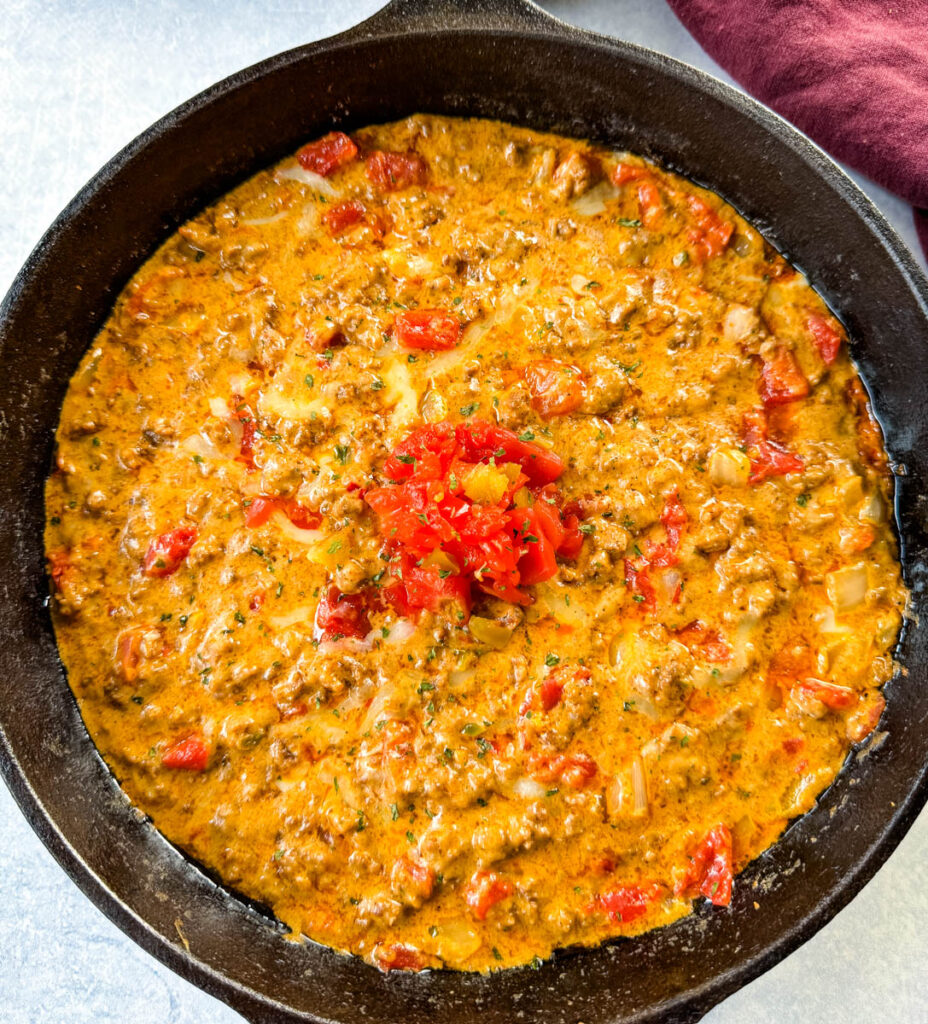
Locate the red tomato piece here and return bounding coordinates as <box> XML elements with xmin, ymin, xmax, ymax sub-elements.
<box><xmin>531</xmin><ymin>751</ymin><xmax>598</xmax><ymax>789</ymax></box>
<box><xmin>806</xmin><ymin>313</ymin><xmax>842</xmax><ymax>366</ymax></box>
<box><xmin>598</xmin><ymin>883</ymin><xmax>662</xmax><ymax>924</ymax></box>
<box><xmin>685</xmin><ymin>194</ymin><xmax>734</xmax><ymax>260</ymax></box>
<box><xmin>279</xmin><ymin>500</ymin><xmax>322</xmax><ymax>530</ymax></box>
<box><xmin>759</xmin><ymin>347</ymin><xmax>810</xmax><ymax>408</ymax></box>
<box><xmin>798</xmin><ymin>678</ymin><xmax>858</xmax><ymax>711</ymax></box>
<box><xmin>611</xmin><ymin>163</ymin><xmax>651</xmax><ymax>185</ymax></box>
<box><xmin>143</xmin><ymin>526</ymin><xmax>197</xmax><ymax>577</ymax></box>
<box><xmin>524</xmin><ymin>359</ymin><xmax>585</xmax><ymax>418</ymax></box>
<box><xmin>313</xmin><ymin>585</ymin><xmax>372</xmax><ymax>643</ymax></box>
<box><xmin>366</xmin><ymin>150</ymin><xmax>428</xmax><ymax>191</ymax></box>
<box><xmin>648</xmin><ymin>489</ymin><xmax>687</xmax><ymax>568</ymax></box>
<box><xmin>395</xmin><ymin>560</ymin><xmax>472</xmax><ymax>618</ymax></box>
<box><xmin>624</xmin><ymin>557</ymin><xmax>656</xmax><ymax>610</ymax></box>
<box><xmin>161</xmin><ymin>735</ymin><xmax>209</xmax><ymax>772</ymax></box>
<box><xmin>675</xmin><ymin>824</ymin><xmax>733</xmax><ymax>907</ymax></box>
<box><xmin>296</xmin><ymin>131</ymin><xmax>358</xmax><ymax>177</ymax></box>
<box><xmin>534</xmin><ymin>498</ymin><xmax>566</xmax><ymax>549</ymax></box>
<box><xmin>749</xmin><ymin>440</ymin><xmax>805</xmax><ymax>484</ymax></box>
<box><xmin>636</xmin><ymin>180</ymin><xmax>664</xmax><ymax>229</ymax></box>
<box><xmin>394</xmin><ymin>308</ymin><xmax>461</xmax><ymax>351</ymax></box>
<box><xmin>675</xmin><ymin>621</ymin><xmax>731</xmax><ymax>663</ymax></box>
<box><xmin>512</xmin><ymin>508</ymin><xmax>558</xmax><ymax>586</ymax></box>
<box><xmin>393</xmin><ymin>855</ymin><xmax>435</xmax><ymax>900</ymax></box>
<box><xmin>539</xmin><ymin>674</ymin><xmax>565</xmax><ymax>712</ymax></box>
<box><xmin>374</xmin><ymin>943</ymin><xmax>430</xmax><ymax>972</ymax></box>
<box><xmin>244</xmin><ymin>496</ymin><xmax>275</xmax><ymax>527</ymax></box>
<box><xmin>457</xmin><ymin>420</ymin><xmax>565</xmax><ymax>487</ymax></box>
<box><xmin>323</xmin><ymin>199</ymin><xmax>366</xmax><ymax>235</ymax></box>
<box><xmin>464</xmin><ymin>870</ymin><xmax>513</xmax><ymax>921</ymax></box>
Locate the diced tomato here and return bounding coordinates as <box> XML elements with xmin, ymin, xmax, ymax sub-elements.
<box><xmin>393</xmin><ymin>855</ymin><xmax>435</xmax><ymax>900</ymax></box>
<box><xmin>463</xmin><ymin>870</ymin><xmax>513</xmax><ymax>921</ymax></box>
<box><xmin>523</xmin><ymin>359</ymin><xmax>585</xmax><ymax>418</ymax></box>
<box><xmin>539</xmin><ymin>674</ymin><xmax>565</xmax><ymax>712</ymax></box>
<box><xmin>675</xmin><ymin>823</ymin><xmax>733</xmax><ymax>907</ymax></box>
<box><xmin>648</xmin><ymin>489</ymin><xmax>687</xmax><ymax>568</ymax></box>
<box><xmin>675</xmin><ymin>621</ymin><xmax>731</xmax><ymax>663</ymax></box>
<box><xmin>636</xmin><ymin>180</ymin><xmax>664</xmax><ymax>229</ymax></box>
<box><xmin>559</xmin><ymin>515</ymin><xmax>584</xmax><ymax>560</ymax></box>
<box><xmin>161</xmin><ymin>735</ymin><xmax>209</xmax><ymax>772</ymax></box>
<box><xmin>742</xmin><ymin>409</ymin><xmax>804</xmax><ymax>484</ymax></box>
<box><xmin>244</xmin><ymin>496</ymin><xmax>276</xmax><ymax>527</ymax></box>
<box><xmin>611</xmin><ymin>162</ymin><xmax>650</xmax><ymax>185</ymax></box>
<box><xmin>530</xmin><ymin>751</ymin><xmax>598</xmax><ymax>789</ymax></box>
<box><xmin>782</xmin><ymin>737</ymin><xmax>805</xmax><ymax>755</ymax></box>
<box><xmin>457</xmin><ymin>420</ymin><xmax>564</xmax><ymax>486</ymax></box>
<box><xmin>394</xmin><ymin>308</ymin><xmax>461</xmax><ymax>351</ymax></box>
<box><xmin>512</xmin><ymin>508</ymin><xmax>558</xmax><ymax>586</ymax></box>
<box><xmin>47</xmin><ymin>548</ymin><xmax>73</xmax><ymax>594</ymax></box>
<box><xmin>759</xmin><ymin>347</ymin><xmax>810</xmax><ymax>408</ymax></box>
<box><xmin>749</xmin><ymin>440</ymin><xmax>805</xmax><ymax>484</ymax></box>
<box><xmin>374</xmin><ymin>943</ymin><xmax>430</xmax><ymax>972</ymax></box>
<box><xmin>249</xmin><ymin>591</ymin><xmax>265</xmax><ymax>611</ymax></box>
<box><xmin>534</xmin><ymin>497</ymin><xmax>566</xmax><ymax>550</ymax></box>
<box><xmin>798</xmin><ymin>678</ymin><xmax>858</xmax><ymax>711</ymax></box>
<box><xmin>685</xmin><ymin>194</ymin><xmax>733</xmax><ymax>261</ymax></box>
<box><xmin>143</xmin><ymin>526</ymin><xmax>197</xmax><ymax>577</ymax></box>
<box><xmin>846</xmin><ymin>692</ymin><xmax>885</xmax><ymax>743</ymax></box>
<box><xmin>296</xmin><ymin>131</ymin><xmax>358</xmax><ymax>177</ymax></box>
<box><xmin>366</xmin><ymin>150</ymin><xmax>428</xmax><ymax>191</ymax></box>
<box><xmin>313</xmin><ymin>585</ymin><xmax>371</xmax><ymax>643</ymax></box>
<box><xmin>392</xmin><ymin>557</ymin><xmax>472</xmax><ymax>618</ymax></box>
<box><xmin>624</xmin><ymin>557</ymin><xmax>656</xmax><ymax>610</ymax></box>
<box><xmin>806</xmin><ymin>313</ymin><xmax>842</xmax><ymax>366</ymax></box>
<box><xmin>323</xmin><ymin>199</ymin><xmax>366</xmax><ymax>235</ymax></box>
<box><xmin>597</xmin><ymin>882</ymin><xmax>662</xmax><ymax>924</ymax></box>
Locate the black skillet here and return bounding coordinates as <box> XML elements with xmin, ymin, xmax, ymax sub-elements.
<box><xmin>2</xmin><ymin>1</ymin><xmax>928</xmax><ymax>1021</ymax></box>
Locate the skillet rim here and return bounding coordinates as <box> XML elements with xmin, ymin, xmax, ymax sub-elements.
<box><xmin>2</xmin><ymin>3</ymin><xmax>927</xmax><ymax>1022</ymax></box>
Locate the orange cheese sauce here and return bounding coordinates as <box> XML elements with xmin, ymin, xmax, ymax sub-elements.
<box><xmin>45</xmin><ymin>115</ymin><xmax>907</xmax><ymax>972</ymax></box>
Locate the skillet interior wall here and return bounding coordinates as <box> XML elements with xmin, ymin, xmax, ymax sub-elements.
<box><xmin>2</xmin><ymin>12</ymin><xmax>928</xmax><ymax>1024</ymax></box>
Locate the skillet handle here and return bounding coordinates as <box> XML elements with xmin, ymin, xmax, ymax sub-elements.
<box><xmin>344</xmin><ymin>0</ymin><xmax>563</xmax><ymax>36</ymax></box>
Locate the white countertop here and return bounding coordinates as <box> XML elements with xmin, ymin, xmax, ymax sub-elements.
<box><xmin>2</xmin><ymin>2</ymin><xmax>926</xmax><ymax>1021</ymax></box>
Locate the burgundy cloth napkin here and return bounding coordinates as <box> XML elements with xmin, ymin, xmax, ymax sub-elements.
<box><xmin>666</xmin><ymin>0</ymin><xmax>928</xmax><ymax>259</ymax></box>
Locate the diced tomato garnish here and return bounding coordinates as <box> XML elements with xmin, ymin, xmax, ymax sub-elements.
<box><xmin>636</xmin><ymin>180</ymin><xmax>664</xmax><ymax>229</ymax></box>
<box><xmin>675</xmin><ymin>823</ymin><xmax>733</xmax><ymax>907</ymax></box>
<box><xmin>534</xmin><ymin>497</ymin><xmax>566</xmax><ymax>549</ymax></box>
<box><xmin>611</xmin><ymin>163</ymin><xmax>651</xmax><ymax>185</ymax></box>
<box><xmin>244</xmin><ymin>496</ymin><xmax>276</xmax><ymax>527</ymax></box>
<box><xmin>524</xmin><ymin>359</ymin><xmax>585</xmax><ymax>418</ymax></box>
<box><xmin>457</xmin><ymin>420</ymin><xmax>564</xmax><ymax>487</ymax></box>
<box><xmin>463</xmin><ymin>870</ymin><xmax>513</xmax><ymax>921</ymax></box>
<box><xmin>805</xmin><ymin>313</ymin><xmax>842</xmax><ymax>366</ymax></box>
<box><xmin>366</xmin><ymin>150</ymin><xmax>428</xmax><ymax>191</ymax></box>
<box><xmin>685</xmin><ymin>194</ymin><xmax>733</xmax><ymax>261</ymax></box>
<box><xmin>759</xmin><ymin>347</ymin><xmax>810</xmax><ymax>408</ymax></box>
<box><xmin>161</xmin><ymin>735</ymin><xmax>209</xmax><ymax>772</ymax></box>
<box><xmin>313</xmin><ymin>585</ymin><xmax>371</xmax><ymax>643</ymax></box>
<box><xmin>394</xmin><ymin>308</ymin><xmax>461</xmax><ymax>351</ymax></box>
<box><xmin>539</xmin><ymin>674</ymin><xmax>566</xmax><ymax>712</ymax></box>
<box><xmin>797</xmin><ymin>678</ymin><xmax>858</xmax><ymax>711</ymax></box>
<box><xmin>296</xmin><ymin>131</ymin><xmax>358</xmax><ymax>177</ymax></box>
<box><xmin>512</xmin><ymin>507</ymin><xmax>558</xmax><ymax>586</ymax></box>
<box><xmin>597</xmin><ymin>882</ymin><xmax>662</xmax><ymax>924</ymax></box>
<box><xmin>143</xmin><ymin>526</ymin><xmax>197</xmax><ymax>577</ymax></box>
<box><xmin>323</xmin><ymin>199</ymin><xmax>366</xmax><ymax>235</ymax></box>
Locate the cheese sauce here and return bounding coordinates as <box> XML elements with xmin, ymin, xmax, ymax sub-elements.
<box><xmin>45</xmin><ymin>115</ymin><xmax>907</xmax><ymax>972</ymax></box>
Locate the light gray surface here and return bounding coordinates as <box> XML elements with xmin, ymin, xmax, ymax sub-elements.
<box><xmin>1</xmin><ymin>2</ymin><xmax>926</xmax><ymax>1022</ymax></box>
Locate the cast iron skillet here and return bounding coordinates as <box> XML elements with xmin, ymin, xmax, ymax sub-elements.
<box><xmin>2</xmin><ymin>1</ymin><xmax>927</xmax><ymax>1021</ymax></box>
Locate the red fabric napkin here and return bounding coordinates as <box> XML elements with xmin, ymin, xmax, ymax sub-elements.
<box><xmin>666</xmin><ymin>0</ymin><xmax>928</xmax><ymax>259</ymax></box>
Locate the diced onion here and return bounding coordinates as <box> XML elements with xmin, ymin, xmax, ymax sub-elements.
<box><xmin>180</xmin><ymin>431</ymin><xmax>224</xmax><ymax>461</ymax></box>
<box><xmin>513</xmin><ymin>777</ymin><xmax>546</xmax><ymax>800</ymax></box>
<box><xmin>826</xmin><ymin>564</ymin><xmax>868</xmax><ymax>612</ymax></box>
<box><xmin>379</xmin><ymin>618</ymin><xmax>416</xmax><ymax>646</ymax></box>
<box><xmin>208</xmin><ymin>396</ymin><xmax>232</xmax><ymax>419</ymax></box>
<box><xmin>434</xmin><ymin>920</ymin><xmax>482</xmax><ymax>962</ymax></box>
<box><xmin>571</xmin><ymin>180</ymin><xmax>618</xmax><ymax>217</ymax></box>
<box><xmin>241</xmin><ymin>211</ymin><xmax>288</xmax><ymax>227</ymax></box>
<box><xmin>268</xmin><ymin>605</ymin><xmax>314</xmax><ymax>630</ymax></box>
<box><xmin>631</xmin><ymin>756</ymin><xmax>649</xmax><ymax>816</ymax></box>
<box><xmin>275</xmin><ymin>163</ymin><xmax>339</xmax><ymax>197</ymax></box>
<box><xmin>448</xmin><ymin>667</ymin><xmax>477</xmax><ymax>689</ymax></box>
<box><xmin>709</xmin><ymin>447</ymin><xmax>750</xmax><ymax>486</ymax></box>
